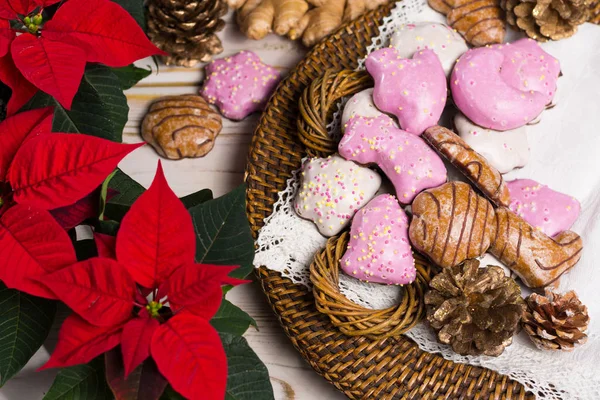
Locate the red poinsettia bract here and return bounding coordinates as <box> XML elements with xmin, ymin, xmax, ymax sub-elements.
<box><xmin>0</xmin><ymin>107</ymin><xmax>143</xmax><ymax>297</ymax></box>
<box><xmin>39</xmin><ymin>163</ymin><xmax>248</xmax><ymax>400</ymax></box>
<box><xmin>0</xmin><ymin>0</ymin><xmax>164</xmax><ymax>114</ymax></box>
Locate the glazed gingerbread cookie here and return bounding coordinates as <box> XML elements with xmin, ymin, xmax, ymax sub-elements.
<box><xmin>507</xmin><ymin>179</ymin><xmax>581</xmax><ymax>237</ymax></box>
<box><xmin>365</xmin><ymin>48</ymin><xmax>447</xmax><ymax>135</ymax></box>
<box><xmin>390</xmin><ymin>22</ymin><xmax>468</xmax><ymax>77</ymax></box>
<box><xmin>339</xmin><ymin>115</ymin><xmax>447</xmax><ymax>205</ymax></box>
<box><xmin>423</xmin><ymin>125</ymin><xmax>511</xmax><ymax>207</ymax></box>
<box><xmin>451</xmin><ymin>38</ymin><xmax>561</xmax><ymax>131</ymax></box>
<box><xmin>341</xmin><ymin>88</ymin><xmax>397</xmax><ymax>132</ymax></box>
<box><xmin>200</xmin><ymin>50</ymin><xmax>282</xmax><ymax>120</ymax></box>
<box><xmin>455</xmin><ymin>113</ymin><xmax>530</xmax><ymax>174</ymax></box>
<box><xmin>341</xmin><ymin>194</ymin><xmax>416</xmax><ymax>285</ymax></box>
<box><xmin>294</xmin><ymin>155</ymin><xmax>381</xmax><ymax>237</ymax></box>
<box><xmin>409</xmin><ymin>182</ymin><xmax>583</xmax><ymax>288</ymax></box>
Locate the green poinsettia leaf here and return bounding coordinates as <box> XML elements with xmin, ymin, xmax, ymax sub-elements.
<box><xmin>22</xmin><ymin>65</ymin><xmax>128</xmax><ymax>142</ymax></box>
<box><xmin>74</xmin><ymin>239</ymin><xmax>100</xmax><ymax>262</ymax></box>
<box><xmin>220</xmin><ymin>333</ymin><xmax>274</xmax><ymax>400</ymax></box>
<box><xmin>112</xmin><ymin>65</ymin><xmax>152</xmax><ymax>90</ymax></box>
<box><xmin>96</xmin><ymin>220</ymin><xmax>121</xmax><ymax>237</ymax></box>
<box><xmin>0</xmin><ymin>283</ymin><xmax>56</xmax><ymax>387</ymax></box>
<box><xmin>180</xmin><ymin>189</ymin><xmax>213</xmax><ymax>209</ymax></box>
<box><xmin>211</xmin><ymin>299</ymin><xmax>257</xmax><ymax>336</ymax></box>
<box><xmin>111</xmin><ymin>0</ymin><xmax>146</xmax><ymax>30</ymax></box>
<box><xmin>104</xmin><ymin>168</ymin><xmax>146</xmax><ymax>221</ymax></box>
<box><xmin>160</xmin><ymin>386</ymin><xmax>185</xmax><ymax>400</ymax></box>
<box><xmin>43</xmin><ymin>357</ymin><xmax>112</xmax><ymax>400</ymax></box>
<box><xmin>189</xmin><ymin>184</ymin><xmax>254</xmax><ymax>279</ymax></box>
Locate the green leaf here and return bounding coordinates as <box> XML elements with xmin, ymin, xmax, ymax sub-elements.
<box><xmin>22</xmin><ymin>65</ymin><xmax>128</xmax><ymax>142</ymax></box>
<box><xmin>189</xmin><ymin>184</ymin><xmax>254</xmax><ymax>279</ymax></box>
<box><xmin>43</xmin><ymin>357</ymin><xmax>112</xmax><ymax>400</ymax></box>
<box><xmin>180</xmin><ymin>189</ymin><xmax>213</xmax><ymax>209</ymax></box>
<box><xmin>0</xmin><ymin>284</ymin><xmax>56</xmax><ymax>387</ymax></box>
<box><xmin>160</xmin><ymin>386</ymin><xmax>185</xmax><ymax>400</ymax></box>
<box><xmin>111</xmin><ymin>0</ymin><xmax>147</xmax><ymax>30</ymax></box>
<box><xmin>220</xmin><ymin>333</ymin><xmax>274</xmax><ymax>400</ymax></box>
<box><xmin>96</xmin><ymin>220</ymin><xmax>121</xmax><ymax>237</ymax></box>
<box><xmin>211</xmin><ymin>299</ymin><xmax>257</xmax><ymax>336</ymax></box>
<box><xmin>112</xmin><ymin>65</ymin><xmax>152</xmax><ymax>90</ymax></box>
<box><xmin>105</xmin><ymin>168</ymin><xmax>146</xmax><ymax>221</ymax></box>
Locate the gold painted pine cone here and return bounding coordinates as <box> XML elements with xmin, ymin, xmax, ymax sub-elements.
<box><xmin>502</xmin><ymin>0</ymin><xmax>594</xmax><ymax>41</ymax></box>
<box><xmin>147</xmin><ymin>0</ymin><xmax>228</xmax><ymax>67</ymax></box>
<box><xmin>522</xmin><ymin>290</ymin><xmax>589</xmax><ymax>350</ymax></box>
<box><xmin>425</xmin><ymin>259</ymin><xmax>526</xmax><ymax>356</ymax></box>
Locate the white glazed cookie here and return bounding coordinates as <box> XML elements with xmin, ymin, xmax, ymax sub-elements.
<box><xmin>455</xmin><ymin>113</ymin><xmax>530</xmax><ymax>174</ymax></box>
<box><xmin>294</xmin><ymin>155</ymin><xmax>382</xmax><ymax>237</ymax></box>
<box><xmin>341</xmin><ymin>89</ymin><xmax>398</xmax><ymax>132</ymax></box>
<box><xmin>390</xmin><ymin>22</ymin><xmax>468</xmax><ymax>77</ymax></box>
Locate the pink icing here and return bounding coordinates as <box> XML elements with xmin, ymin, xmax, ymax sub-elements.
<box><xmin>341</xmin><ymin>194</ymin><xmax>416</xmax><ymax>285</ymax></box>
<box><xmin>200</xmin><ymin>51</ymin><xmax>282</xmax><ymax>120</ymax></box>
<box><xmin>339</xmin><ymin>114</ymin><xmax>447</xmax><ymax>204</ymax></box>
<box><xmin>507</xmin><ymin>178</ymin><xmax>580</xmax><ymax>237</ymax></box>
<box><xmin>365</xmin><ymin>48</ymin><xmax>447</xmax><ymax>135</ymax></box>
<box><xmin>451</xmin><ymin>39</ymin><xmax>561</xmax><ymax>131</ymax></box>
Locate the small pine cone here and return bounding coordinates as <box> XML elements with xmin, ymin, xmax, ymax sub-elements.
<box><xmin>502</xmin><ymin>0</ymin><xmax>593</xmax><ymax>41</ymax></box>
<box><xmin>590</xmin><ymin>0</ymin><xmax>600</xmax><ymax>23</ymax></box>
<box><xmin>522</xmin><ymin>290</ymin><xmax>589</xmax><ymax>351</ymax></box>
<box><xmin>147</xmin><ymin>0</ymin><xmax>228</xmax><ymax>67</ymax></box>
<box><xmin>425</xmin><ymin>259</ymin><xmax>526</xmax><ymax>357</ymax></box>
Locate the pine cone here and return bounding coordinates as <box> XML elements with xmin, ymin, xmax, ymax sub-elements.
<box><xmin>522</xmin><ymin>290</ymin><xmax>589</xmax><ymax>350</ymax></box>
<box><xmin>425</xmin><ymin>259</ymin><xmax>526</xmax><ymax>356</ymax></box>
<box><xmin>590</xmin><ymin>0</ymin><xmax>600</xmax><ymax>23</ymax></box>
<box><xmin>502</xmin><ymin>0</ymin><xmax>593</xmax><ymax>41</ymax></box>
<box><xmin>147</xmin><ymin>0</ymin><xmax>228</xmax><ymax>67</ymax></box>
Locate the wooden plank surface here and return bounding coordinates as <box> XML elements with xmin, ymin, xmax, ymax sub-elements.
<box><xmin>0</xmin><ymin>11</ymin><xmax>345</xmax><ymax>400</ymax></box>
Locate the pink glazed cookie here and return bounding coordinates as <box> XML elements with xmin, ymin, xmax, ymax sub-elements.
<box><xmin>365</xmin><ymin>48</ymin><xmax>447</xmax><ymax>135</ymax></box>
<box><xmin>341</xmin><ymin>194</ymin><xmax>416</xmax><ymax>285</ymax></box>
<box><xmin>294</xmin><ymin>155</ymin><xmax>382</xmax><ymax>237</ymax></box>
<box><xmin>200</xmin><ymin>51</ymin><xmax>281</xmax><ymax>120</ymax></box>
<box><xmin>507</xmin><ymin>179</ymin><xmax>580</xmax><ymax>237</ymax></box>
<box><xmin>451</xmin><ymin>39</ymin><xmax>560</xmax><ymax>131</ymax></box>
<box><xmin>339</xmin><ymin>115</ymin><xmax>447</xmax><ymax>204</ymax></box>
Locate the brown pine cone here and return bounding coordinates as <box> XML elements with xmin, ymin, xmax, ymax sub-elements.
<box><xmin>590</xmin><ymin>0</ymin><xmax>600</xmax><ymax>23</ymax></box>
<box><xmin>502</xmin><ymin>0</ymin><xmax>593</xmax><ymax>41</ymax></box>
<box><xmin>425</xmin><ymin>259</ymin><xmax>526</xmax><ymax>356</ymax></box>
<box><xmin>147</xmin><ymin>0</ymin><xmax>228</xmax><ymax>67</ymax></box>
<box><xmin>522</xmin><ymin>290</ymin><xmax>589</xmax><ymax>350</ymax></box>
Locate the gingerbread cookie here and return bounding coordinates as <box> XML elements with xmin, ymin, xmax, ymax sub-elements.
<box><xmin>507</xmin><ymin>179</ymin><xmax>581</xmax><ymax>237</ymax></box>
<box><xmin>455</xmin><ymin>113</ymin><xmax>530</xmax><ymax>174</ymax></box>
<box><xmin>451</xmin><ymin>39</ymin><xmax>561</xmax><ymax>131</ymax></box>
<box><xmin>200</xmin><ymin>50</ymin><xmax>281</xmax><ymax>120</ymax></box>
<box><xmin>365</xmin><ymin>48</ymin><xmax>447</xmax><ymax>135</ymax></box>
<box><xmin>294</xmin><ymin>155</ymin><xmax>381</xmax><ymax>237</ymax></box>
<box><xmin>341</xmin><ymin>88</ymin><xmax>397</xmax><ymax>132</ymax></box>
<box><xmin>339</xmin><ymin>115</ymin><xmax>447</xmax><ymax>205</ymax></box>
<box><xmin>423</xmin><ymin>125</ymin><xmax>510</xmax><ymax>207</ymax></box>
<box><xmin>390</xmin><ymin>22</ymin><xmax>468</xmax><ymax>77</ymax></box>
<box><xmin>341</xmin><ymin>194</ymin><xmax>416</xmax><ymax>285</ymax></box>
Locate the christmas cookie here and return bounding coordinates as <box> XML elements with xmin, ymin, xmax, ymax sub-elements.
<box><xmin>390</xmin><ymin>22</ymin><xmax>468</xmax><ymax>77</ymax></box>
<box><xmin>339</xmin><ymin>115</ymin><xmax>447</xmax><ymax>204</ymax></box>
<box><xmin>341</xmin><ymin>194</ymin><xmax>416</xmax><ymax>285</ymax></box>
<box><xmin>294</xmin><ymin>155</ymin><xmax>381</xmax><ymax>237</ymax></box>
<box><xmin>341</xmin><ymin>88</ymin><xmax>397</xmax><ymax>132</ymax></box>
<box><xmin>507</xmin><ymin>179</ymin><xmax>581</xmax><ymax>237</ymax></box>
<box><xmin>455</xmin><ymin>113</ymin><xmax>530</xmax><ymax>174</ymax></box>
<box><xmin>200</xmin><ymin>50</ymin><xmax>281</xmax><ymax>120</ymax></box>
<box><xmin>451</xmin><ymin>38</ymin><xmax>561</xmax><ymax>130</ymax></box>
<box><xmin>365</xmin><ymin>48</ymin><xmax>447</xmax><ymax>135</ymax></box>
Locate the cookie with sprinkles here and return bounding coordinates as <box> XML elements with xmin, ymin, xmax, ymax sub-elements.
<box><xmin>507</xmin><ymin>179</ymin><xmax>581</xmax><ymax>237</ymax></box>
<box><xmin>294</xmin><ymin>155</ymin><xmax>382</xmax><ymax>237</ymax></box>
<box><xmin>339</xmin><ymin>114</ymin><xmax>447</xmax><ymax>205</ymax></box>
<box><xmin>200</xmin><ymin>50</ymin><xmax>281</xmax><ymax>120</ymax></box>
<box><xmin>365</xmin><ymin>47</ymin><xmax>447</xmax><ymax>136</ymax></box>
<box><xmin>341</xmin><ymin>88</ymin><xmax>398</xmax><ymax>133</ymax></box>
<box><xmin>341</xmin><ymin>194</ymin><xmax>416</xmax><ymax>285</ymax></box>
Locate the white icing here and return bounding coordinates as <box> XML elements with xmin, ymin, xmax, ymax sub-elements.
<box><xmin>294</xmin><ymin>155</ymin><xmax>382</xmax><ymax>237</ymax></box>
<box><xmin>390</xmin><ymin>22</ymin><xmax>468</xmax><ymax>77</ymax></box>
<box><xmin>455</xmin><ymin>113</ymin><xmax>530</xmax><ymax>174</ymax></box>
<box><xmin>341</xmin><ymin>89</ymin><xmax>398</xmax><ymax>132</ymax></box>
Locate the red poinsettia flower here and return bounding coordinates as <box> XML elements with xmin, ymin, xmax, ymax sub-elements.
<box><xmin>0</xmin><ymin>107</ymin><xmax>143</xmax><ymax>297</ymax></box>
<box><xmin>0</xmin><ymin>0</ymin><xmax>164</xmax><ymax>114</ymax></box>
<box><xmin>39</xmin><ymin>163</ymin><xmax>248</xmax><ymax>400</ymax></box>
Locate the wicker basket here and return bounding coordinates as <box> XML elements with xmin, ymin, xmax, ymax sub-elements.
<box><xmin>245</xmin><ymin>4</ymin><xmax>535</xmax><ymax>399</ymax></box>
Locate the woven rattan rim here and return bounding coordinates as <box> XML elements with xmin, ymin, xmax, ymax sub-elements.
<box><xmin>310</xmin><ymin>232</ymin><xmax>436</xmax><ymax>339</ymax></box>
<box><xmin>245</xmin><ymin>4</ymin><xmax>535</xmax><ymax>399</ymax></box>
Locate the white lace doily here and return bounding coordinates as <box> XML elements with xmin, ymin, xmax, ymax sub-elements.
<box><xmin>254</xmin><ymin>2</ymin><xmax>600</xmax><ymax>398</ymax></box>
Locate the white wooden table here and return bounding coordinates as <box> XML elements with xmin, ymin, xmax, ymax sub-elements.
<box><xmin>0</xmin><ymin>12</ymin><xmax>345</xmax><ymax>400</ymax></box>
